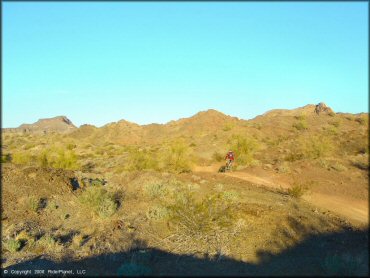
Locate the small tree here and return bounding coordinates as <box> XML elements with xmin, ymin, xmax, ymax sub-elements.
<box><xmin>162</xmin><ymin>140</ymin><xmax>192</xmax><ymax>173</ymax></box>
<box><xmin>230</xmin><ymin>135</ymin><xmax>259</xmax><ymax>166</ymax></box>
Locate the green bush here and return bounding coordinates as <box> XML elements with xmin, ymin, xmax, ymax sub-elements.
<box><xmin>127</xmin><ymin>149</ymin><xmax>158</xmax><ymax>171</ymax></box>
<box><xmin>11</xmin><ymin>152</ymin><xmax>34</xmax><ymax>165</ymax></box>
<box><xmin>51</xmin><ymin>148</ymin><xmax>79</xmax><ymax>170</ymax></box>
<box><xmin>325</xmin><ymin>125</ymin><xmax>338</xmax><ymax>135</ymax></box>
<box><xmin>304</xmin><ymin>136</ymin><xmax>333</xmax><ymax>159</ymax></box>
<box><xmin>162</xmin><ymin>141</ymin><xmax>192</xmax><ymax>173</ymax></box>
<box><xmin>79</xmin><ymin>187</ymin><xmax>118</xmax><ymax>218</ymax></box>
<box><xmin>37</xmin><ymin>148</ymin><xmax>79</xmax><ymax>170</ymax></box>
<box><xmin>230</xmin><ymin>135</ymin><xmax>259</xmax><ymax>166</ymax></box>
<box><xmin>166</xmin><ymin>191</ymin><xmax>236</xmax><ymax>237</ymax></box>
<box><xmin>292</xmin><ymin>120</ymin><xmax>308</xmax><ymax>131</ymax></box>
<box><xmin>3</xmin><ymin>239</ymin><xmax>21</xmax><ymax>253</ymax></box>
<box><xmin>28</xmin><ymin>197</ymin><xmax>40</xmax><ymax>212</ymax></box>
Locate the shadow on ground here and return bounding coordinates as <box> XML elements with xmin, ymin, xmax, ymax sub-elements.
<box><xmin>3</xmin><ymin>228</ymin><xmax>368</xmax><ymax>276</ymax></box>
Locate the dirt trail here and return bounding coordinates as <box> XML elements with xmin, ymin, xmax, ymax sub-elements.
<box><xmin>194</xmin><ymin>165</ymin><xmax>368</xmax><ymax>228</ymax></box>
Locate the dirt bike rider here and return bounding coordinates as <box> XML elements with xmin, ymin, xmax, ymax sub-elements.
<box><xmin>225</xmin><ymin>150</ymin><xmax>235</xmax><ymax>170</ymax></box>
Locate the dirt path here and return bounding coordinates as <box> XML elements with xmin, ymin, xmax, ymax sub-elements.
<box><xmin>194</xmin><ymin>165</ymin><xmax>368</xmax><ymax>228</ymax></box>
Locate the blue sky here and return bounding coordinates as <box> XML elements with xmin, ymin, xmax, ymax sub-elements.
<box><xmin>3</xmin><ymin>2</ymin><xmax>368</xmax><ymax>128</ymax></box>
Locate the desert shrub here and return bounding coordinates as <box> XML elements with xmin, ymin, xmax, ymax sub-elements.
<box><xmin>79</xmin><ymin>187</ymin><xmax>118</xmax><ymax>218</ymax></box>
<box><xmin>230</xmin><ymin>135</ymin><xmax>259</xmax><ymax>166</ymax></box>
<box><xmin>37</xmin><ymin>148</ymin><xmax>79</xmax><ymax>170</ymax></box>
<box><xmin>72</xmin><ymin>234</ymin><xmax>86</xmax><ymax>248</ymax></box>
<box><xmin>223</xmin><ymin>123</ymin><xmax>234</xmax><ymax>131</ymax></box>
<box><xmin>37</xmin><ymin>234</ymin><xmax>60</xmax><ymax>250</ymax></box>
<box><xmin>189</xmin><ymin>142</ymin><xmax>196</xmax><ymax>147</ymax></box>
<box><xmin>324</xmin><ymin>125</ymin><xmax>338</xmax><ymax>135</ymax></box>
<box><xmin>162</xmin><ymin>141</ymin><xmax>192</xmax><ymax>173</ymax></box>
<box><xmin>38</xmin><ymin>151</ymin><xmax>49</xmax><ymax>168</ymax></box>
<box><xmin>330</xmin><ymin>162</ymin><xmax>347</xmax><ymax>172</ymax></box>
<box><xmin>11</xmin><ymin>152</ymin><xmax>33</xmax><ymax>165</ymax></box>
<box><xmin>143</xmin><ymin>183</ymin><xmax>168</xmax><ymax>199</ymax></box>
<box><xmin>304</xmin><ymin>136</ymin><xmax>333</xmax><ymax>159</ymax></box>
<box><xmin>3</xmin><ymin>239</ymin><xmax>21</xmax><ymax>253</ymax></box>
<box><xmin>146</xmin><ymin>205</ymin><xmax>170</xmax><ymax>220</ymax></box>
<box><xmin>50</xmin><ymin>148</ymin><xmax>79</xmax><ymax>170</ymax></box>
<box><xmin>317</xmin><ymin>158</ymin><xmax>330</xmax><ymax>169</ymax></box>
<box><xmin>47</xmin><ymin>200</ymin><xmax>59</xmax><ymax>211</ymax></box>
<box><xmin>127</xmin><ymin>149</ymin><xmax>158</xmax><ymax>171</ymax></box>
<box><xmin>286</xmin><ymin>183</ymin><xmax>307</xmax><ymax>198</ymax></box>
<box><xmin>284</xmin><ymin>143</ymin><xmax>305</xmax><ymax>162</ymax></box>
<box><xmin>328</xmin><ymin>111</ymin><xmax>336</xmax><ymax>117</ymax></box>
<box><xmin>212</xmin><ymin>151</ymin><xmax>224</xmax><ymax>162</ymax></box>
<box><xmin>166</xmin><ymin>191</ymin><xmax>236</xmax><ymax>237</ymax></box>
<box><xmin>292</xmin><ymin>120</ymin><xmax>308</xmax><ymax>131</ymax></box>
<box><xmin>221</xmin><ymin>190</ymin><xmax>240</xmax><ymax>202</ymax></box>
<box><xmin>28</xmin><ymin>197</ymin><xmax>40</xmax><ymax>212</ymax></box>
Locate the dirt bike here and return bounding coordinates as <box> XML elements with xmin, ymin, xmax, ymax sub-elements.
<box><xmin>218</xmin><ymin>159</ymin><xmax>233</xmax><ymax>173</ymax></box>
<box><xmin>226</xmin><ymin>159</ymin><xmax>233</xmax><ymax>171</ymax></box>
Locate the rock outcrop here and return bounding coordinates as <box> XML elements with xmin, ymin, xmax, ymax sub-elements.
<box><xmin>314</xmin><ymin>102</ymin><xmax>335</xmax><ymax>115</ymax></box>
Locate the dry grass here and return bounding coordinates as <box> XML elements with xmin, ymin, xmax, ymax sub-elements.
<box><xmin>286</xmin><ymin>183</ymin><xmax>308</xmax><ymax>198</ymax></box>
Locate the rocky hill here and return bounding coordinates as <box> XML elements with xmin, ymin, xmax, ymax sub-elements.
<box><xmin>3</xmin><ymin>116</ymin><xmax>77</xmax><ymax>134</ymax></box>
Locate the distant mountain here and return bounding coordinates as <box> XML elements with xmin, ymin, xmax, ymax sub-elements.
<box><xmin>257</xmin><ymin>103</ymin><xmax>335</xmax><ymax>118</ymax></box>
<box><xmin>3</xmin><ymin>116</ymin><xmax>77</xmax><ymax>134</ymax></box>
<box><xmin>3</xmin><ymin>103</ymin><xmax>356</xmax><ymax>142</ymax></box>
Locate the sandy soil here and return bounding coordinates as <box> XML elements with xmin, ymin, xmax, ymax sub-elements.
<box><xmin>194</xmin><ymin>165</ymin><xmax>368</xmax><ymax>228</ymax></box>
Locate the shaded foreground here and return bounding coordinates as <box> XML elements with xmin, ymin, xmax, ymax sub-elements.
<box><xmin>4</xmin><ymin>228</ymin><xmax>368</xmax><ymax>276</ymax></box>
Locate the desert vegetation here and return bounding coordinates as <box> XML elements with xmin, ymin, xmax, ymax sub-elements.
<box><xmin>1</xmin><ymin>104</ymin><xmax>368</xmax><ymax>275</ymax></box>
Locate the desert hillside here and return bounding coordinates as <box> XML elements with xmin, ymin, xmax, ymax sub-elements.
<box><xmin>1</xmin><ymin>102</ymin><xmax>368</xmax><ymax>276</ymax></box>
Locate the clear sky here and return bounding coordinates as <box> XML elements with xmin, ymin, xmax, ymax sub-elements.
<box><xmin>3</xmin><ymin>2</ymin><xmax>368</xmax><ymax>128</ymax></box>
